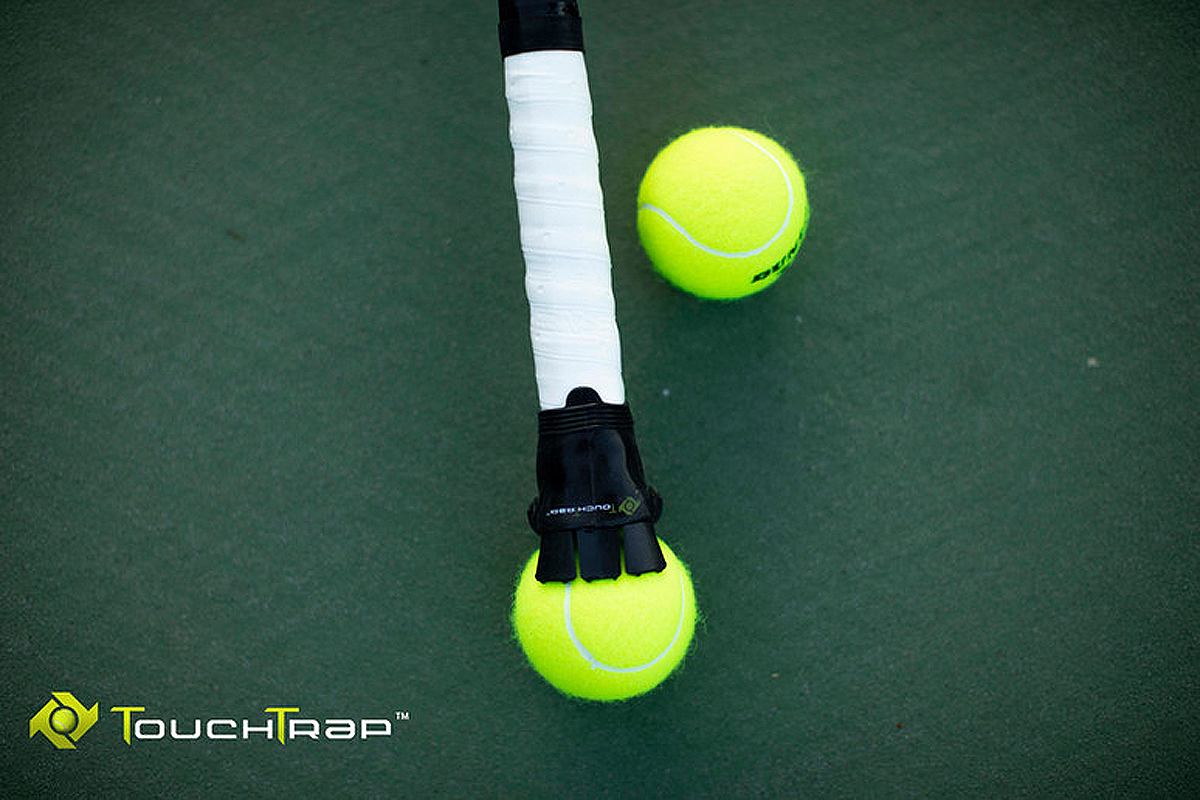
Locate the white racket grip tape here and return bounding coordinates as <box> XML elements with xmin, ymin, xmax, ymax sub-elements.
<box><xmin>504</xmin><ymin>50</ymin><xmax>625</xmax><ymax>410</ymax></box>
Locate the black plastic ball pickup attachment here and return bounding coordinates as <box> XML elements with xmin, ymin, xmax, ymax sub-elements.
<box><xmin>528</xmin><ymin>387</ymin><xmax>667</xmax><ymax>583</ymax></box>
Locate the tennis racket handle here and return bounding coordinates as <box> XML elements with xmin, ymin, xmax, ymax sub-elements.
<box><xmin>503</xmin><ymin>45</ymin><xmax>625</xmax><ymax>410</ymax></box>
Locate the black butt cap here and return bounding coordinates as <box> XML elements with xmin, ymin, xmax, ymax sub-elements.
<box><xmin>499</xmin><ymin>0</ymin><xmax>584</xmax><ymax>57</ymax></box>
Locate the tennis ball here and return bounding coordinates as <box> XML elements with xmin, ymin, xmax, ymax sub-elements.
<box><xmin>512</xmin><ymin>540</ymin><xmax>697</xmax><ymax>701</ymax></box>
<box><xmin>637</xmin><ymin>126</ymin><xmax>809</xmax><ymax>300</ymax></box>
<box><xmin>50</xmin><ymin>706</ymin><xmax>77</xmax><ymax>734</ymax></box>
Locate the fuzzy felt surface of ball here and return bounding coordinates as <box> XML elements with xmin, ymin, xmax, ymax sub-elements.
<box><xmin>637</xmin><ymin>126</ymin><xmax>809</xmax><ymax>299</ymax></box>
<box><xmin>512</xmin><ymin>540</ymin><xmax>697</xmax><ymax>701</ymax></box>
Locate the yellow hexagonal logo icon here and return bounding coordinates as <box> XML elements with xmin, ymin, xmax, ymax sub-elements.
<box><xmin>30</xmin><ymin>692</ymin><xmax>99</xmax><ymax>749</ymax></box>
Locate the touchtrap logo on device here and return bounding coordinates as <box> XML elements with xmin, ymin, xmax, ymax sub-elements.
<box><xmin>30</xmin><ymin>692</ymin><xmax>99</xmax><ymax>749</ymax></box>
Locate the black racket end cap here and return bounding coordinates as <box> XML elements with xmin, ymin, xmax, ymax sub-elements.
<box><xmin>499</xmin><ymin>0</ymin><xmax>584</xmax><ymax>57</ymax></box>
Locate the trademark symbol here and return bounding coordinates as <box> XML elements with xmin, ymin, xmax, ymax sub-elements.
<box><xmin>395</xmin><ymin>710</ymin><xmax>410</xmax><ymax>721</ymax></box>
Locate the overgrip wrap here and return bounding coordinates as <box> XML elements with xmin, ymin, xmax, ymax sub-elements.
<box><xmin>529</xmin><ymin>387</ymin><xmax>667</xmax><ymax>582</ymax></box>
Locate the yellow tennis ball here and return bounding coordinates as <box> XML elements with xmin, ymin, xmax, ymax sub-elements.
<box><xmin>50</xmin><ymin>706</ymin><xmax>78</xmax><ymax>734</ymax></box>
<box><xmin>637</xmin><ymin>126</ymin><xmax>810</xmax><ymax>300</ymax></box>
<box><xmin>512</xmin><ymin>540</ymin><xmax>697</xmax><ymax>701</ymax></box>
